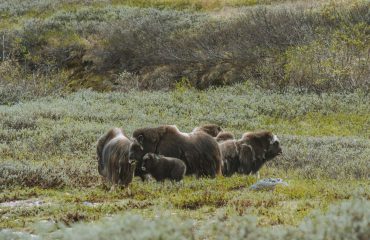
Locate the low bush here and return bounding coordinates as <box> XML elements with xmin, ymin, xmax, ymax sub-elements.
<box><xmin>1</xmin><ymin>0</ymin><xmax>368</xmax><ymax>93</ymax></box>
<box><xmin>0</xmin><ymin>87</ymin><xmax>368</xmax><ymax>188</ymax></box>
<box><xmin>22</xmin><ymin>198</ymin><xmax>368</xmax><ymax>239</ymax></box>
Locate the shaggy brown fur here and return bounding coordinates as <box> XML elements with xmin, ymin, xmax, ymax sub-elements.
<box><xmin>141</xmin><ymin>153</ymin><xmax>186</xmax><ymax>182</ymax></box>
<box><xmin>219</xmin><ymin>131</ymin><xmax>282</xmax><ymax>176</ymax></box>
<box><xmin>129</xmin><ymin>125</ymin><xmax>222</xmax><ymax>178</ymax></box>
<box><xmin>215</xmin><ymin>131</ymin><xmax>235</xmax><ymax>143</ymax></box>
<box><xmin>192</xmin><ymin>124</ymin><xmax>223</xmax><ymax>137</ymax></box>
<box><xmin>96</xmin><ymin>128</ymin><xmax>135</xmax><ymax>187</ymax></box>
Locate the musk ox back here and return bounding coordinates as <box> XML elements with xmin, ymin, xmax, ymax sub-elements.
<box><xmin>96</xmin><ymin>128</ymin><xmax>135</xmax><ymax>187</ymax></box>
<box><xmin>141</xmin><ymin>153</ymin><xmax>186</xmax><ymax>182</ymax></box>
<box><xmin>220</xmin><ymin>131</ymin><xmax>282</xmax><ymax>176</ymax></box>
<box><xmin>192</xmin><ymin>124</ymin><xmax>223</xmax><ymax>137</ymax></box>
<box><xmin>215</xmin><ymin>131</ymin><xmax>235</xmax><ymax>143</ymax></box>
<box><xmin>129</xmin><ymin>125</ymin><xmax>222</xmax><ymax>178</ymax></box>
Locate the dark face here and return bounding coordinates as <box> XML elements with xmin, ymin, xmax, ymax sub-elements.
<box><xmin>132</xmin><ymin>128</ymin><xmax>160</xmax><ymax>154</ymax></box>
<box><xmin>266</xmin><ymin>135</ymin><xmax>282</xmax><ymax>160</ymax></box>
<box><xmin>128</xmin><ymin>138</ymin><xmax>146</xmax><ymax>162</ymax></box>
<box><xmin>141</xmin><ymin>153</ymin><xmax>157</xmax><ymax>171</ymax></box>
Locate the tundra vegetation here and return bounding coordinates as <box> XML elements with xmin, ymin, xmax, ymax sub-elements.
<box><xmin>0</xmin><ymin>0</ymin><xmax>369</xmax><ymax>239</ymax></box>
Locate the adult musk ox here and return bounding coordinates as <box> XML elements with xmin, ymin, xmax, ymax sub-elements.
<box><xmin>96</xmin><ymin>128</ymin><xmax>135</xmax><ymax>188</ymax></box>
<box><xmin>141</xmin><ymin>153</ymin><xmax>186</xmax><ymax>182</ymax></box>
<box><xmin>192</xmin><ymin>124</ymin><xmax>223</xmax><ymax>137</ymax></box>
<box><xmin>220</xmin><ymin>131</ymin><xmax>282</xmax><ymax>177</ymax></box>
<box><xmin>129</xmin><ymin>125</ymin><xmax>222</xmax><ymax>178</ymax></box>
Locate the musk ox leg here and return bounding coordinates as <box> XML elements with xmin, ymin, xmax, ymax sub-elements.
<box><xmin>139</xmin><ymin>174</ymin><xmax>152</xmax><ymax>181</ymax></box>
<box><xmin>222</xmin><ymin>159</ymin><xmax>233</xmax><ymax>177</ymax></box>
<box><xmin>249</xmin><ymin>171</ymin><xmax>260</xmax><ymax>179</ymax></box>
<box><xmin>170</xmin><ymin>168</ymin><xmax>185</xmax><ymax>182</ymax></box>
<box><xmin>238</xmin><ymin>144</ymin><xmax>255</xmax><ymax>174</ymax></box>
<box><xmin>126</xmin><ymin>187</ymin><xmax>132</xmax><ymax>196</ymax></box>
<box><xmin>100</xmin><ymin>176</ymin><xmax>111</xmax><ymax>190</ymax></box>
<box><xmin>213</xmin><ymin>152</ymin><xmax>223</xmax><ymax>177</ymax></box>
<box><xmin>110</xmin><ymin>184</ymin><xmax>117</xmax><ymax>192</ymax></box>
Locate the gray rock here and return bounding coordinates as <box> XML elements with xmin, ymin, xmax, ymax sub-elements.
<box><xmin>250</xmin><ymin>178</ymin><xmax>288</xmax><ymax>191</ymax></box>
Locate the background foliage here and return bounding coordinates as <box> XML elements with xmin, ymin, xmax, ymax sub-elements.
<box><xmin>0</xmin><ymin>0</ymin><xmax>369</xmax><ymax>94</ymax></box>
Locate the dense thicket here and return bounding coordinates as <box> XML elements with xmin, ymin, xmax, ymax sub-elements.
<box><xmin>0</xmin><ymin>0</ymin><xmax>368</xmax><ymax>95</ymax></box>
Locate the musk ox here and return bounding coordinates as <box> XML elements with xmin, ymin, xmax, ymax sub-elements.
<box><xmin>192</xmin><ymin>124</ymin><xmax>234</xmax><ymax>143</ymax></box>
<box><xmin>219</xmin><ymin>131</ymin><xmax>282</xmax><ymax>177</ymax></box>
<box><xmin>141</xmin><ymin>153</ymin><xmax>186</xmax><ymax>182</ymax></box>
<box><xmin>129</xmin><ymin>125</ymin><xmax>222</xmax><ymax>178</ymax></box>
<box><xmin>96</xmin><ymin>128</ymin><xmax>135</xmax><ymax>188</ymax></box>
<box><xmin>192</xmin><ymin>124</ymin><xmax>223</xmax><ymax>137</ymax></box>
<box><xmin>215</xmin><ymin>131</ymin><xmax>235</xmax><ymax>143</ymax></box>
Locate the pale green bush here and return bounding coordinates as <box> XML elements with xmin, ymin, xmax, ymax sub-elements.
<box><xmin>297</xmin><ymin>198</ymin><xmax>370</xmax><ymax>240</ymax></box>
<box><xmin>0</xmin><ymin>163</ymin><xmax>68</xmax><ymax>190</ymax></box>
<box><xmin>36</xmin><ymin>199</ymin><xmax>369</xmax><ymax>239</ymax></box>
<box><xmin>0</xmin><ymin>87</ymin><xmax>368</xmax><ymax>188</ymax></box>
<box><xmin>53</xmin><ymin>213</ymin><xmax>195</xmax><ymax>240</ymax></box>
<box><xmin>0</xmin><ymin>229</ymin><xmax>39</xmax><ymax>240</ymax></box>
<box><xmin>271</xmin><ymin>135</ymin><xmax>370</xmax><ymax>179</ymax></box>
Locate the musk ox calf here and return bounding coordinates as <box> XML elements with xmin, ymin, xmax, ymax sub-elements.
<box><xmin>96</xmin><ymin>128</ymin><xmax>135</xmax><ymax>188</ymax></box>
<box><xmin>220</xmin><ymin>131</ymin><xmax>282</xmax><ymax>177</ymax></box>
<box><xmin>141</xmin><ymin>153</ymin><xmax>186</xmax><ymax>182</ymax></box>
<box><xmin>129</xmin><ymin>125</ymin><xmax>222</xmax><ymax>178</ymax></box>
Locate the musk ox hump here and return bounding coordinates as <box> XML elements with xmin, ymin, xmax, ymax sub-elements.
<box><xmin>215</xmin><ymin>131</ymin><xmax>235</xmax><ymax>142</ymax></box>
<box><xmin>192</xmin><ymin>124</ymin><xmax>222</xmax><ymax>137</ymax></box>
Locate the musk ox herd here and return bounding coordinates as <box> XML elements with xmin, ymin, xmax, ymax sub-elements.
<box><xmin>97</xmin><ymin>124</ymin><xmax>282</xmax><ymax>189</ymax></box>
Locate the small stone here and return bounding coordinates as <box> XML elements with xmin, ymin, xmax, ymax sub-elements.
<box><xmin>250</xmin><ymin>178</ymin><xmax>288</xmax><ymax>191</ymax></box>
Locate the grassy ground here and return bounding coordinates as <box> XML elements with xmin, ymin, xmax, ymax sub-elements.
<box><xmin>0</xmin><ymin>85</ymin><xmax>369</xmax><ymax>238</ymax></box>
<box><xmin>1</xmin><ymin>178</ymin><xmax>369</xmax><ymax>230</ymax></box>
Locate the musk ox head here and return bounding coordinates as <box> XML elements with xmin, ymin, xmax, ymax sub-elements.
<box><xmin>192</xmin><ymin>124</ymin><xmax>223</xmax><ymax>137</ymax></box>
<box><xmin>266</xmin><ymin>134</ymin><xmax>282</xmax><ymax>160</ymax></box>
<box><xmin>129</xmin><ymin>126</ymin><xmax>166</xmax><ymax>161</ymax></box>
<box><xmin>141</xmin><ymin>153</ymin><xmax>160</xmax><ymax>171</ymax></box>
<box><xmin>128</xmin><ymin>138</ymin><xmax>145</xmax><ymax>162</ymax></box>
<box><xmin>242</xmin><ymin>131</ymin><xmax>282</xmax><ymax>161</ymax></box>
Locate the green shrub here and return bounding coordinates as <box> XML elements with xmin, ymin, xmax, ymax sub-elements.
<box><xmin>1</xmin><ymin>1</ymin><xmax>369</xmax><ymax>93</ymax></box>
<box><xmin>284</xmin><ymin>22</ymin><xmax>370</xmax><ymax>92</ymax></box>
<box><xmin>28</xmin><ymin>198</ymin><xmax>369</xmax><ymax>239</ymax></box>
<box><xmin>51</xmin><ymin>213</ymin><xmax>195</xmax><ymax>240</ymax></box>
<box><xmin>297</xmin><ymin>198</ymin><xmax>370</xmax><ymax>240</ymax></box>
<box><xmin>0</xmin><ymin>229</ymin><xmax>39</xmax><ymax>240</ymax></box>
<box><xmin>0</xmin><ymin>163</ymin><xmax>67</xmax><ymax>190</ymax></box>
